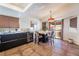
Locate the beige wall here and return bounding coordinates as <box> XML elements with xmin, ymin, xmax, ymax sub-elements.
<box><xmin>55</xmin><ymin>4</ymin><xmax>79</xmax><ymax>45</ymax></box>
<box><xmin>19</xmin><ymin>16</ymin><xmax>42</xmax><ymax>32</ymax></box>
<box><xmin>63</xmin><ymin>16</ymin><xmax>79</xmax><ymax>45</ymax></box>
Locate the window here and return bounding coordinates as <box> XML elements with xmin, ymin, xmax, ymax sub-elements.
<box><xmin>42</xmin><ymin>22</ymin><xmax>47</xmax><ymax>31</ymax></box>
<box><xmin>70</xmin><ymin>17</ymin><xmax>77</xmax><ymax>28</ymax></box>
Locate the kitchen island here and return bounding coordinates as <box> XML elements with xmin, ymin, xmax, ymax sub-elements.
<box><xmin>0</xmin><ymin>32</ymin><xmax>33</xmax><ymax>52</ymax></box>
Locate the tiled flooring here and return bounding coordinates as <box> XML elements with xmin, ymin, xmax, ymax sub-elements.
<box><xmin>0</xmin><ymin>39</ymin><xmax>79</xmax><ymax>56</ymax></box>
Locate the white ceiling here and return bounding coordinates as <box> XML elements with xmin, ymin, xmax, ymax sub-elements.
<box><xmin>0</xmin><ymin>3</ymin><xmax>66</xmax><ymax>15</ymax></box>
<box><xmin>9</xmin><ymin>3</ymin><xmax>29</xmax><ymax>9</ymax></box>
<box><xmin>0</xmin><ymin>3</ymin><xmax>32</xmax><ymax>12</ymax></box>
<box><xmin>23</xmin><ymin>3</ymin><xmax>79</xmax><ymax>20</ymax></box>
<box><xmin>22</xmin><ymin>3</ymin><xmax>66</xmax><ymax>19</ymax></box>
<box><xmin>1</xmin><ymin>3</ymin><xmax>79</xmax><ymax>20</ymax></box>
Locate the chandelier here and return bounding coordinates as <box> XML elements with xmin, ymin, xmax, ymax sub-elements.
<box><xmin>48</xmin><ymin>10</ymin><xmax>55</xmax><ymax>22</ymax></box>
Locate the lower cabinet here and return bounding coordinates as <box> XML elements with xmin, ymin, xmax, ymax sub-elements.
<box><xmin>0</xmin><ymin>32</ymin><xmax>33</xmax><ymax>52</ymax></box>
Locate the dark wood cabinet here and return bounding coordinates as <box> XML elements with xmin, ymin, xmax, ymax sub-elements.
<box><xmin>0</xmin><ymin>32</ymin><xmax>33</xmax><ymax>52</ymax></box>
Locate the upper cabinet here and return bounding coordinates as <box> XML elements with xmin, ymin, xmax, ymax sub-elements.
<box><xmin>0</xmin><ymin>15</ymin><xmax>19</xmax><ymax>28</ymax></box>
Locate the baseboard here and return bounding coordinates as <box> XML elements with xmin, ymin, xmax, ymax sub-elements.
<box><xmin>73</xmin><ymin>41</ymin><xmax>79</xmax><ymax>46</ymax></box>
<box><xmin>63</xmin><ymin>39</ymin><xmax>79</xmax><ymax>46</ymax></box>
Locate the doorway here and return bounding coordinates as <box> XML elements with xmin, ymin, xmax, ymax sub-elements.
<box><xmin>49</xmin><ymin>20</ymin><xmax>62</xmax><ymax>39</ymax></box>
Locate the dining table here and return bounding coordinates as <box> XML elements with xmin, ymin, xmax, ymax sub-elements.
<box><xmin>38</xmin><ymin>31</ymin><xmax>48</xmax><ymax>43</ymax></box>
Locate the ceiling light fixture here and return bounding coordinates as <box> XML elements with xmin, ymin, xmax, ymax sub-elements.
<box><xmin>48</xmin><ymin>10</ymin><xmax>55</xmax><ymax>22</ymax></box>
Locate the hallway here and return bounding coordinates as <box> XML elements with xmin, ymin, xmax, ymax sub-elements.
<box><xmin>0</xmin><ymin>39</ymin><xmax>79</xmax><ymax>56</ymax></box>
